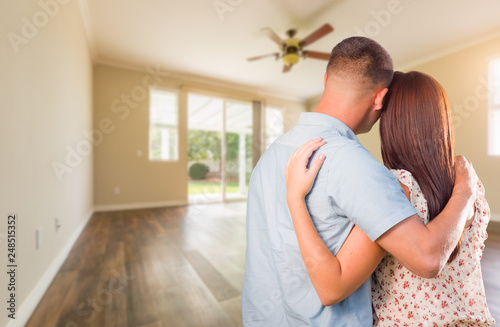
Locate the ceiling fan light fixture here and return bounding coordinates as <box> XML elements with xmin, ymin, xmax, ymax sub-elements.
<box><xmin>282</xmin><ymin>53</ymin><xmax>299</xmax><ymax>66</ymax></box>
<box><xmin>248</xmin><ymin>23</ymin><xmax>334</xmax><ymax>73</ymax></box>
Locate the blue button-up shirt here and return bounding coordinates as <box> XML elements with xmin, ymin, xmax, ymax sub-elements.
<box><xmin>242</xmin><ymin>112</ymin><xmax>417</xmax><ymax>326</ymax></box>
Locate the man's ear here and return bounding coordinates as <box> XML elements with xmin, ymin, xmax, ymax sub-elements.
<box><xmin>324</xmin><ymin>72</ymin><xmax>327</xmax><ymax>87</ymax></box>
<box><xmin>374</xmin><ymin>88</ymin><xmax>389</xmax><ymax>110</ymax></box>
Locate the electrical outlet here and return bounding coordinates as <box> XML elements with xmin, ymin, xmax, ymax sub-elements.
<box><xmin>36</xmin><ymin>228</ymin><xmax>42</xmax><ymax>249</ymax></box>
<box><xmin>114</xmin><ymin>187</ymin><xmax>120</xmax><ymax>195</ymax></box>
<box><xmin>55</xmin><ymin>217</ymin><xmax>61</xmax><ymax>232</ymax></box>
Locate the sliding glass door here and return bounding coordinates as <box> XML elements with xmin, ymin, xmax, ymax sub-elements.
<box><xmin>187</xmin><ymin>94</ymin><xmax>223</xmax><ymax>203</ymax></box>
<box><xmin>187</xmin><ymin>93</ymin><xmax>253</xmax><ymax>203</ymax></box>
<box><xmin>224</xmin><ymin>100</ymin><xmax>253</xmax><ymax>201</ymax></box>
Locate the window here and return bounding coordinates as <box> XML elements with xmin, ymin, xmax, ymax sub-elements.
<box><xmin>489</xmin><ymin>58</ymin><xmax>500</xmax><ymax>156</ymax></box>
<box><xmin>187</xmin><ymin>93</ymin><xmax>253</xmax><ymax>202</ymax></box>
<box><xmin>149</xmin><ymin>88</ymin><xmax>178</xmax><ymax>161</ymax></box>
<box><xmin>265</xmin><ymin>106</ymin><xmax>284</xmax><ymax>149</ymax></box>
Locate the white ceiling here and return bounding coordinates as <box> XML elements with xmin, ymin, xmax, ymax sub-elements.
<box><xmin>83</xmin><ymin>0</ymin><xmax>500</xmax><ymax>101</ymax></box>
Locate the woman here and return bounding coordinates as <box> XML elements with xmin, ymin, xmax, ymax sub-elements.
<box><xmin>285</xmin><ymin>71</ymin><xmax>494</xmax><ymax>326</ymax></box>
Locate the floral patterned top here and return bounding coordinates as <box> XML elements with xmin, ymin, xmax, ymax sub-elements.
<box><xmin>372</xmin><ymin>169</ymin><xmax>495</xmax><ymax>327</ymax></box>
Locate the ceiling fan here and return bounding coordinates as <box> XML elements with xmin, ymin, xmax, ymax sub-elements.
<box><xmin>247</xmin><ymin>23</ymin><xmax>334</xmax><ymax>73</ymax></box>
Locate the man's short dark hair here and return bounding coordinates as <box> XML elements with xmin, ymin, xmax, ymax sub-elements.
<box><xmin>327</xmin><ymin>37</ymin><xmax>393</xmax><ymax>88</ymax></box>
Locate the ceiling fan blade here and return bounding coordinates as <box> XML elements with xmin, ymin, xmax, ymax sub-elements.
<box><xmin>247</xmin><ymin>53</ymin><xmax>280</xmax><ymax>61</ymax></box>
<box><xmin>304</xmin><ymin>51</ymin><xmax>331</xmax><ymax>61</ymax></box>
<box><xmin>299</xmin><ymin>24</ymin><xmax>334</xmax><ymax>48</ymax></box>
<box><xmin>283</xmin><ymin>65</ymin><xmax>292</xmax><ymax>73</ymax></box>
<box><xmin>262</xmin><ymin>28</ymin><xmax>285</xmax><ymax>46</ymax></box>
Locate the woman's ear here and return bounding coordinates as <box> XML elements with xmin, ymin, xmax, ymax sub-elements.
<box><xmin>374</xmin><ymin>88</ymin><xmax>389</xmax><ymax>110</ymax></box>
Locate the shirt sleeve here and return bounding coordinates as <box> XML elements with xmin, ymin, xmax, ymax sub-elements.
<box><xmin>326</xmin><ymin>141</ymin><xmax>417</xmax><ymax>241</ymax></box>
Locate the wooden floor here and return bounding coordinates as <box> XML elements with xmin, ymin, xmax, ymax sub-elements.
<box><xmin>27</xmin><ymin>203</ymin><xmax>500</xmax><ymax>327</ymax></box>
<box><xmin>27</xmin><ymin>202</ymin><xmax>247</xmax><ymax>327</ymax></box>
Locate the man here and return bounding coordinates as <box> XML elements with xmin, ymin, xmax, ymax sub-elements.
<box><xmin>242</xmin><ymin>37</ymin><xmax>476</xmax><ymax>326</ymax></box>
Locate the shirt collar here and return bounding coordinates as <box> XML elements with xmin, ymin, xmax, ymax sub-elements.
<box><xmin>298</xmin><ymin>112</ymin><xmax>358</xmax><ymax>141</ymax></box>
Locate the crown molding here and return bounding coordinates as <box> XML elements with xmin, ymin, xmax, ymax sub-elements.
<box><xmin>397</xmin><ymin>29</ymin><xmax>500</xmax><ymax>71</ymax></box>
<box><xmin>93</xmin><ymin>57</ymin><xmax>306</xmax><ymax>103</ymax></box>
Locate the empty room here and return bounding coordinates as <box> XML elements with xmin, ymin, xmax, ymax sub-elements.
<box><xmin>2</xmin><ymin>0</ymin><xmax>500</xmax><ymax>326</ymax></box>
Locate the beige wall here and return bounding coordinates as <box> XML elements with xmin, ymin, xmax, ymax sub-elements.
<box><xmin>0</xmin><ymin>0</ymin><xmax>93</xmax><ymax>325</ymax></box>
<box><xmin>93</xmin><ymin>64</ymin><xmax>306</xmax><ymax>209</ymax></box>
<box><xmin>337</xmin><ymin>37</ymin><xmax>500</xmax><ymax>220</ymax></box>
<box><xmin>305</xmin><ymin>37</ymin><xmax>500</xmax><ymax>220</ymax></box>
<box><xmin>408</xmin><ymin>36</ymin><xmax>500</xmax><ymax>219</ymax></box>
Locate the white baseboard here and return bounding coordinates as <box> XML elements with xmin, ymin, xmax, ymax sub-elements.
<box><xmin>94</xmin><ymin>200</ymin><xmax>188</xmax><ymax>212</ymax></box>
<box><xmin>8</xmin><ymin>208</ymin><xmax>94</xmax><ymax>327</ymax></box>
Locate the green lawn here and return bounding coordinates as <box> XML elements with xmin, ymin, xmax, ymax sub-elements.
<box><xmin>188</xmin><ymin>181</ymin><xmax>248</xmax><ymax>194</ymax></box>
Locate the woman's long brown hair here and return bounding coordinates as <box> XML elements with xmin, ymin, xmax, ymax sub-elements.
<box><xmin>380</xmin><ymin>71</ymin><xmax>461</xmax><ymax>263</ymax></box>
